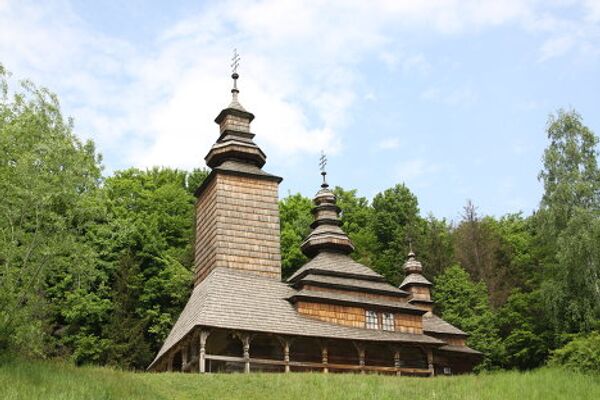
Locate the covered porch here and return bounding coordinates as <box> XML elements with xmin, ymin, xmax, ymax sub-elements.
<box><xmin>154</xmin><ymin>327</ymin><xmax>435</xmax><ymax>377</ymax></box>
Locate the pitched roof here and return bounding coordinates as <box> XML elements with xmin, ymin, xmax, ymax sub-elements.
<box><xmin>399</xmin><ymin>273</ymin><xmax>432</xmax><ymax>288</ymax></box>
<box><xmin>295</xmin><ymin>273</ymin><xmax>408</xmax><ymax>297</ymax></box>
<box><xmin>422</xmin><ymin>313</ymin><xmax>467</xmax><ymax>336</ymax></box>
<box><xmin>149</xmin><ymin>267</ymin><xmax>444</xmax><ymax>369</ymax></box>
<box><xmin>437</xmin><ymin>344</ymin><xmax>482</xmax><ymax>355</ymax></box>
<box><xmin>289</xmin><ymin>289</ymin><xmax>425</xmax><ymax>314</ymax></box>
<box><xmin>288</xmin><ymin>251</ymin><xmax>384</xmax><ymax>283</ymax></box>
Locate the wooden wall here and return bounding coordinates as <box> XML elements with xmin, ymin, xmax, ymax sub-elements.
<box><xmin>296</xmin><ymin>300</ymin><xmax>423</xmax><ymax>334</ymax></box>
<box><xmin>296</xmin><ymin>301</ymin><xmax>365</xmax><ymax>328</ymax></box>
<box><xmin>194</xmin><ymin>173</ymin><xmax>281</xmax><ymax>285</ymax></box>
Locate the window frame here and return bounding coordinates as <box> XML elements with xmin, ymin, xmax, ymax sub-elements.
<box><xmin>365</xmin><ymin>310</ymin><xmax>379</xmax><ymax>330</ymax></box>
<box><xmin>381</xmin><ymin>312</ymin><xmax>395</xmax><ymax>331</ymax></box>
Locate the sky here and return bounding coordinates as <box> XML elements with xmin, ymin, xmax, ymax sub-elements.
<box><xmin>1</xmin><ymin>0</ymin><xmax>599</xmax><ymax>221</ymax></box>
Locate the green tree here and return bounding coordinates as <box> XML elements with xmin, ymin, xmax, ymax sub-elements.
<box><xmin>279</xmin><ymin>193</ymin><xmax>312</xmax><ymax>278</ymax></box>
<box><xmin>433</xmin><ymin>264</ymin><xmax>504</xmax><ymax>370</ymax></box>
<box><xmin>0</xmin><ymin>65</ymin><xmax>103</xmax><ymax>357</ymax></box>
<box><xmin>333</xmin><ymin>186</ymin><xmax>377</xmax><ymax>267</ymax></box>
<box><xmin>89</xmin><ymin>168</ymin><xmax>200</xmax><ymax>368</ymax></box>
<box><xmin>537</xmin><ymin>109</ymin><xmax>600</xmax><ymax>338</ymax></box>
<box><xmin>371</xmin><ymin>184</ymin><xmax>424</xmax><ymax>284</ymax></box>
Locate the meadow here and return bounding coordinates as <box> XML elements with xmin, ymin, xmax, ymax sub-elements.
<box><xmin>1</xmin><ymin>358</ymin><xmax>598</xmax><ymax>400</ymax></box>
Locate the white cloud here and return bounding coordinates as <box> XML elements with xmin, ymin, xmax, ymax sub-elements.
<box><xmin>395</xmin><ymin>159</ymin><xmax>440</xmax><ymax>185</ymax></box>
<box><xmin>420</xmin><ymin>86</ymin><xmax>478</xmax><ymax>106</ymax></box>
<box><xmin>1</xmin><ymin>0</ymin><xmax>598</xmax><ymax>172</ymax></box>
<box><xmin>377</xmin><ymin>137</ymin><xmax>401</xmax><ymax>150</ymax></box>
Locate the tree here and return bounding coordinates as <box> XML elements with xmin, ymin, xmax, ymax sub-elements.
<box><xmin>537</xmin><ymin>109</ymin><xmax>600</xmax><ymax>339</ymax></box>
<box><xmin>420</xmin><ymin>215</ymin><xmax>454</xmax><ymax>281</ymax></box>
<box><xmin>0</xmin><ymin>65</ymin><xmax>103</xmax><ymax>357</ymax></box>
<box><xmin>89</xmin><ymin>168</ymin><xmax>200</xmax><ymax>368</ymax></box>
<box><xmin>371</xmin><ymin>184</ymin><xmax>424</xmax><ymax>284</ymax></box>
<box><xmin>279</xmin><ymin>193</ymin><xmax>313</xmax><ymax>278</ymax></box>
<box><xmin>333</xmin><ymin>187</ymin><xmax>378</xmax><ymax>267</ymax></box>
<box><xmin>433</xmin><ymin>264</ymin><xmax>504</xmax><ymax>370</ymax></box>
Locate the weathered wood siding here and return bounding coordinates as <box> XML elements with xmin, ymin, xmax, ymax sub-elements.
<box><xmin>408</xmin><ymin>285</ymin><xmax>431</xmax><ymax>301</ymax></box>
<box><xmin>296</xmin><ymin>301</ymin><xmax>365</xmax><ymax>328</ymax></box>
<box><xmin>194</xmin><ymin>173</ymin><xmax>281</xmax><ymax>285</ymax></box>
<box><xmin>394</xmin><ymin>313</ymin><xmax>423</xmax><ymax>334</ymax></box>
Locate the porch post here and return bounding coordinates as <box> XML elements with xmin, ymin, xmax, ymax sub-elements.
<box><xmin>181</xmin><ymin>342</ymin><xmax>188</xmax><ymax>372</ymax></box>
<box><xmin>199</xmin><ymin>330</ymin><xmax>210</xmax><ymax>373</ymax></box>
<box><xmin>394</xmin><ymin>350</ymin><xmax>402</xmax><ymax>376</ymax></box>
<box><xmin>242</xmin><ymin>334</ymin><xmax>251</xmax><ymax>373</ymax></box>
<box><xmin>321</xmin><ymin>346</ymin><xmax>329</xmax><ymax>374</ymax></box>
<box><xmin>426</xmin><ymin>348</ymin><xmax>434</xmax><ymax>377</ymax></box>
<box><xmin>284</xmin><ymin>340</ymin><xmax>290</xmax><ymax>373</ymax></box>
<box><xmin>353</xmin><ymin>342</ymin><xmax>365</xmax><ymax>374</ymax></box>
<box><xmin>167</xmin><ymin>352</ymin><xmax>174</xmax><ymax>372</ymax></box>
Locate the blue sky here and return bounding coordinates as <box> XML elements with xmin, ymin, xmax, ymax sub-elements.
<box><xmin>1</xmin><ymin>0</ymin><xmax>599</xmax><ymax>220</ymax></box>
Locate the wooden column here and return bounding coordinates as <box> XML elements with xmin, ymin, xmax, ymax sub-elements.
<box><xmin>321</xmin><ymin>346</ymin><xmax>329</xmax><ymax>374</ymax></box>
<box><xmin>354</xmin><ymin>342</ymin><xmax>365</xmax><ymax>374</ymax></box>
<box><xmin>284</xmin><ymin>340</ymin><xmax>290</xmax><ymax>373</ymax></box>
<box><xmin>181</xmin><ymin>342</ymin><xmax>188</xmax><ymax>372</ymax></box>
<box><xmin>199</xmin><ymin>330</ymin><xmax>210</xmax><ymax>373</ymax></box>
<box><xmin>242</xmin><ymin>334</ymin><xmax>251</xmax><ymax>373</ymax></box>
<box><xmin>394</xmin><ymin>350</ymin><xmax>402</xmax><ymax>376</ymax></box>
<box><xmin>167</xmin><ymin>352</ymin><xmax>174</xmax><ymax>372</ymax></box>
<box><xmin>426</xmin><ymin>348</ymin><xmax>434</xmax><ymax>377</ymax></box>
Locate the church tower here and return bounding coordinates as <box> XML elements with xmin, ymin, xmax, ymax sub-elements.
<box><xmin>399</xmin><ymin>251</ymin><xmax>434</xmax><ymax>312</ymax></box>
<box><xmin>193</xmin><ymin>59</ymin><xmax>282</xmax><ymax>285</ymax></box>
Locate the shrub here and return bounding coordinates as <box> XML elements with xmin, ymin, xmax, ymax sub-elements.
<box><xmin>548</xmin><ymin>332</ymin><xmax>600</xmax><ymax>374</ymax></box>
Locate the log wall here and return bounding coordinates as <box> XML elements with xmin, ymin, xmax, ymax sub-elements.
<box><xmin>194</xmin><ymin>173</ymin><xmax>281</xmax><ymax>285</ymax></box>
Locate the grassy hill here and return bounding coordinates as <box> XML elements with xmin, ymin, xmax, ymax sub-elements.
<box><xmin>1</xmin><ymin>358</ymin><xmax>598</xmax><ymax>400</ymax></box>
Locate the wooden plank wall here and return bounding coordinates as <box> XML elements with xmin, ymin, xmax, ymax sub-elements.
<box><xmin>194</xmin><ymin>172</ymin><xmax>281</xmax><ymax>285</ymax></box>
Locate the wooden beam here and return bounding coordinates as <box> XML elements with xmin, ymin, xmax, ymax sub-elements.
<box><xmin>426</xmin><ymin>347</ymin><xmax>434</xmax><ymax>377</ymax></box>
<box><xmin>394</xmin><ymin>350</ymin><xmax>401</xmax><ymax>376</ymax></box>
<box><xmin>321</xmin><ymin>346</ymin><xmax>329</xmax><ymax>374</ymax></box>
<box><xmin>199</xmin><ymin>329</ymin><xmax>211</xmax><ymax>373</ymax></box>
<box><xmin>202</xmin><ymin>354</ymin><xmax>429</xmax><ymax>375</ymax></box>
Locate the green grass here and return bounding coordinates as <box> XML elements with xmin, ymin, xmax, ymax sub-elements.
<box><xmin>1</xmin><ymin>358</ymin><xmax>598</xmax><ymax>400</ymax></box>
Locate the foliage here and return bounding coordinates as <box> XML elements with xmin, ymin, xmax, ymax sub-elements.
<box><xmin>279</xmin><ymin>193</ymin><xmax>312</xmax><ymax>278</ymax></box>
<box><xmin>0</xmin><ymin>65</ymin><xmax>103</xmax><ymax>357</ymax></box>
<box><xmin>536</xmin><ymin>109</ymin><xmax>600</xmax><ymax>340</ymax></box>
<box><xmin>549</xmin><ymin>332</ymin><xmax>600</xmax><ymax>374</ymax></box>
<box><xmin>433</xmin><ymin>265</ymin><xmax>504</xmax><ymax>370</ymax></box>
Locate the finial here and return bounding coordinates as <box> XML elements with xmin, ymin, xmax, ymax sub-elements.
<box><xmin>231</xmin><ymin>49</ymin><xmax>241</xmax><ymax>94</ymax></box>
<box><xmin>319</xmin><ymin>150</ymin><xmax>329</xmax><ymax>188</ymax></box>
<box><xmin>408</xmin><ymin>238</ymin><xmax>415</xmax><ymax>258</ymax></box>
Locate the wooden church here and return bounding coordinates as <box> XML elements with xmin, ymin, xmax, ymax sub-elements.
<box><xmin>148</xmin><ymin>67</ymin><xmax>481</xmax><ymax>376</ymax></box>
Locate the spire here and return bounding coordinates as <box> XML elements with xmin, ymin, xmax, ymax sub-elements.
<box><xmin>399</xmin><ymin>249</ymin><xmax>432</xmax><ymax>288</ymax></box>
<box><xmin>300</xmin><ymin>155</ymin><xmax>355</xmax><ymax>257</ymax></box>
<box><xmin>206</xmin><ymin>50</ymin><xmax>267</xmax><ymax>169</ymax></box>
<box><xmin>228</xmin><ymin>49</ymin><xmax>246</xmax><ymax>111</ymax></box>
<box><xmin>403</xmin><ymin>249</ymin><xmax>423</xmax><ymax>274</ymax></box>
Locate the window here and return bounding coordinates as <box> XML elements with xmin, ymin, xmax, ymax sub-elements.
<box><xmin>365</xmin><ymin>310</ymin><xmax>379</xmax><ymax>329</ymax></box>
<box><xmin>382</xmin><ymin>312</ymin><xmax>395</xmax><ymax>331</ymax></box>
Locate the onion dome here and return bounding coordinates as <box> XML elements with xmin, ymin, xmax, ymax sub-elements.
<box><xmin>205</xmin><ymin>67</ymin><xmax>267</xmax><ymax>169</ymax></box>
<box><xmin>399</xmin><ymin>251</ymin><xmax>432</xmax><ymax>289</ymax></box>
<box><xmin>300</xmin><ymin>164</ymin><xmax>355</xmax><ymax>257</ymax></box>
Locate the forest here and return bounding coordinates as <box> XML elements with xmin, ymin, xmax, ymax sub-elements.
<box><xmin>1</xmin><ymin>65</ymin><xmax>599</xmax><ymax>373</ymax></box>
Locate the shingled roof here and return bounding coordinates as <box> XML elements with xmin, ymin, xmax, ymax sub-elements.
<box><xmin>294</xmin><ymin>273</ymin><xmax>409</xmax><ymax>297</ymax></box>
<box><xmin>422</xmin><ymin>313</ymin><xmax>467</xmax><ymax>336</ymax></box>
<box><xmin>288</xmin><ymin>289</ymin><xmax>425</xmax><ymax>314</ymax></box>
<box><xmin>400</xmin><ymin>272</ymin><xmax>432</xmax><ymax>288</ymax></box>
<box><xmin>149</xmin><ymin>267</ymin><xmax>444</xmax><ymax>369</ymax></box>
<box><xmin>288</xmin><ymin>251</ymin><xmax>384</xmax><ymax>282</ymax></box>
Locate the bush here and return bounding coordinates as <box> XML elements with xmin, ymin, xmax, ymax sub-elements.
<box><xmin>548</xmin><ymin>332</ymin><xmax>600</xmax><ymax>373</ymax></box>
